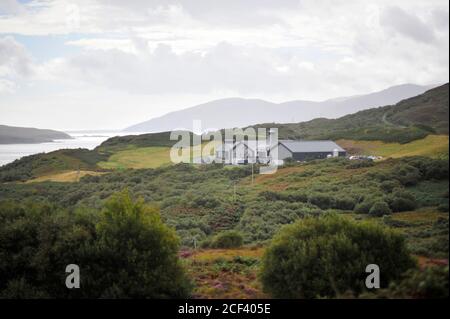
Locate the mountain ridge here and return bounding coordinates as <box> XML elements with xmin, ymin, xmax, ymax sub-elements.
<box><xmin>250</xmin><ymin>83</ymin><xmax>449</xmax><ymax>144</ymax></box>
<box><xmin>125</xmin><ymin>83</ymin><xmax>438</xmax><ymax>133</ymax></box>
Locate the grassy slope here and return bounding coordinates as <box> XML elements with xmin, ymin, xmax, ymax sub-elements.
<box><xmin>26</xmin><ymin>170</ymin><xmax>105</xmax><ymax>183</ymax></box>
<box><xmin>97</xmin><ymin>142</ymin><xmax>216</xmax><ymax>170</ymax></box>
<box><xmin>98</xmin><ymin>147</ymin><xmax>172</xmax><ymax>169</ymax></box>
<box><xmin>337</xmin><ymin>135</ymin><xmax>449</xmax><ymax>159</ymax></box>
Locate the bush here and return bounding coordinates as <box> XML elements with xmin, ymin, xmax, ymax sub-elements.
<box><xmin>260</xmin><ymin>214</ymin><xmax>415</xmax><ymax>298</ymax></box>
<box><xmin>388</xmin><ymin>197</ymin><xmax>417</xmax><ymax>212</ymax></box>
<box><xmin>403</xmin><ymin>157</ymin><xmax>449</xmax><ymax>180</ymax></box>
<box><xmin>334</xmin><ymin>196</ymin><xmax>357</xmax><ymax>211</ymax></box>
<box><xmin>0</xmin><ymin>191</ymin><xmax>192</xmax><ymax>298</ymax></box>
<box><xmin>369</xmin><ymin>201</ymin><xmax>392</xmax><ymax>217</ymax></box>
<box><xmin>386</xmin><ymin>190</ymin><xmax>417</xmax><ymax>212</ymax></box>
<box><xmin>368</xmin><ymin>266</ymin><xmax>449</xmax><ymax>299</ymax></box>
<box><xmin>346</xmin><ymin>160</ymin><xmax>374</xmax><ymax>169</ymax></box>
<box><xmin>393</xmin><ymin>164</ymin><xmax>421</xmax><ymax>186</ymax></box>
<box><xmin>437</xmin><ymin>202</ymin><xmax>449</xmax><ymax>212</ymax></box>
<box><xmin>354</xmin><ymin>198</ymin><xmax>377</xmax><ymax>214</ymax></box>
<box><xmin>380</xmin><ymin>180</ymin><xmax>402</xmax><ymax>193</ymax></box>
<box><xmin>210</xmin><ymin>230</ymin><xmax>244</xmax><ymax>249</ymax></box>
<box><xmin>307</xmin><ymin>193</ymin><xmax>335</xmax><ymax>210</ymax></box>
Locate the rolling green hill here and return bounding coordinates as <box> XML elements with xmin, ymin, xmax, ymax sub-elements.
<box><xmin>97</xmin><ymin>131</ymin><xmax>200</xmax><ymax>152</ymax></box>
<box><xmin>0</xmin><ymin>148</ymin><xmax>109</xmax><ymax>182</ymax></box>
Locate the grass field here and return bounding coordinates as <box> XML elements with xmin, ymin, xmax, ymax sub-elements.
<box><xmin>337</xmin><ymin>135</ymin><xmax>449</xmax><ymax>159</ymax></box>
<box><xmin>98</xmin><ymin>143</ymin><xmax>216</xmax><ymax>169</ymax></box>
<box><xmin>26</xmin><ymin>170</ymin><xmax>105</xmax><ymax>183</ymax></box>
<box><xmin>98</xmin><ymin>146</ymin><xmax>173</xmax><ymax>169</ymax></box>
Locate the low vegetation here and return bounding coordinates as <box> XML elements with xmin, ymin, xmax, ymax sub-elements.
<box><xmin>260</xmin><ymin>214</ymin><xmax>416</xmax><ymax>298</ymax></box>
<box><xmin>0</xmin><ymin>83</ymin><xmax>448</xmax><ymax>298</ymax></box>
<box><xmin>0</xmin><ymin>191</ymin><xmax>192</xmax><ymax>298</ymax></box>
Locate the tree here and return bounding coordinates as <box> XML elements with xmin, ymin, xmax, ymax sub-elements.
<box><xmin>92</xmin><ymin>190</ymin><xmax>192</xmax><ymax>298</ymax></box>
<box><xmin>260</xmin><ymin>214</ymin><xmax>415</xmax><ymax>298</ymax></box>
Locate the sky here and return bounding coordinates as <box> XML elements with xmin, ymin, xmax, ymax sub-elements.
<box><xmin>0</xmin><ymin>0</ymin><xmax>449</xmax><ymax>130</ymax></box>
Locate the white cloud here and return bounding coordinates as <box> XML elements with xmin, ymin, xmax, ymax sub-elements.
<box><xmin>65</xmin><ymin>38</ymin><xmax>138</xmax><ymax>54</ymax></box>
<box><xmin>381</xmin><ymin>6</ymin><xmax>437</xmax><ymax>43</ymax></box>
<box><xmin>0</xmin><ymin>0</ymin><xmax>25</xmax><ymax>15</ymax></box>
<box><xmin>0</xmin><ymin>36</ymin><xmax>34</xmax><ymax>93</ymax></box>
<box><xmin>0</xmin><ymin>36</ymin><xmax>33</xmax><ymax>77</ymax></box>
<box><xmin>0</xmin><ymin>78</ymin><xmax>17</xmax><ymax>93</ymax></box>
<box><xmin>0</xmin><ymin>0</ymin><xmax>448</xmax><ymax>129</ymax></box>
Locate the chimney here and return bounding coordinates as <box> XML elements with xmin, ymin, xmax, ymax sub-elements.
<box><xmin>268</xmin><ymin>129</ymin><xmax>276</xmax><ymax>148</ymax></box>
<box><xmin>224</xmin><ymin>138</ymin><xmax>234</xmax><ymax>163</ymax></box>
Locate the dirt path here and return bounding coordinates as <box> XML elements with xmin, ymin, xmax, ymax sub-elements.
<box><xmin>382</xmin><ymin>112</ymin><xmax>406</xmax><ymax>128</ymax></box>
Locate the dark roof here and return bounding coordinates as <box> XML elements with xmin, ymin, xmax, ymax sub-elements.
<box><xmin>278</xmin><ymin>140</ymin><xmax>346</xmax><ymax>153</ymax></box>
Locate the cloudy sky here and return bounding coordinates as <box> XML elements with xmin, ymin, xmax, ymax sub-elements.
<box><xmin>0</xmin><ymin>0</ymin><xmax>448</xmax><ymax>130</ymax></box>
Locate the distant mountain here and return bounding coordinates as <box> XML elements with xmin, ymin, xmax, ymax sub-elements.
<box><xmin>124</xmin><ymin>83</ymin><xmax>437</xmax><ymax>133</ymax></box>
<box><xmin>0</xmin><ymin>125</ymin><xmax>72</xmax><ymax>144</ymax></box>
<box><xmin>251</xmin><ymin>83</ymin><xmax>449</xmax><ymax>144</ymax></box>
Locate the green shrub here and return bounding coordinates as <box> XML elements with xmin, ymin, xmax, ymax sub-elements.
<box><xmin>369</xmin><ymin>266</ymin><xmax>449</xmax><ymax>299</ymax></box>
<box><xmin>260</xmin><ymin>214</ymin><xmax>415</xmax><ymax>298</ymax></box>
<box><xmin>259</xmin><ymin>191</ymin><xmax>281</xmax><ymax>201</ymax></box>
<box><xmin>0</xmin><ymin>191</ymin><xmax>192</xmax><ymax>298</ymax></box>
<box><xmin>334</xmin><ymin>196</ymin><xmax>357</xmax><ymax>211</ymax></box>
<box><xmin>389</xmin><ymin>197</ymin><xmax>417</xmax><ymax>212</ymax></box>
<box><xmin>386</xmin><ymin>190</ymin><xmax>417</xmax><ymax>212</ymax></box>
<box><xmin>403</xmin><ymin>157</ymin><xmax>449</xmax><ymax>180</ymax></box>
<box><xmin>437</xmin><ymin>202</ymin><xmax>449</xmax><ymax>212</ymax></box>
<box><xmin>369</xmin><ymin>201</ymin><xmax>392</xmax><ymax>217</ymax></box>
<box><xmin>307</xmin><ymin>193</ymin><xmax>335</xmax><ymax>210</ymax></box>
<box><xmin>354</xmin><ymin>198</ymin><xmax>377</xmax><ymax>214</ymax></box>
<box><xmin>380</xmin><ymin>180</ymin><xmax>402</xmax><ymax>193</ymax></box>
<box><xmin>393</xmin><ymin>164</ymin><xmax>421</xmax><ymax>186</ymax></box>
<box><xmin>210</xmin><ymin>230</ymin><xmax>244</xmax><ymax>249</ymax></box>
<box><xmin>346</xmin><ymin>160</ymin><xmax>374</xmax><ymax>169</ymax></box>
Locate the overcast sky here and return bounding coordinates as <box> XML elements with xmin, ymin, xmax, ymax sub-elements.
<box><xmin>0</xmin><ymin>0</ymin><xmax>448</xmax><ymax>130</ymax></box>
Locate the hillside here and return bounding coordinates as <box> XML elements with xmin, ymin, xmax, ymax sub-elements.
<box><xmin>0</xmin><ymin>125</ymin><xmax>72</xmax><ymax>144</ymax></box>
<box><xmin>125</xmin><ymin>84</ymin><xmax>435</xmax><ymax>132</ymax></box>
<box><xmin>0</xmin><ymin>84</ymin><xmax>448</xmax><ymax>182</ymax></box>
<box><xmin>251</xmin><ymin>83</ymin><xmax>449</xmax><ymax>143</ymax></box>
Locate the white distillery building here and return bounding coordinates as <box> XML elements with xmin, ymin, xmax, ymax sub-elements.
<box><xmin>214</xmin><ymin>139</ymin><xmax>346</xmax><ymax>165</ymax></box>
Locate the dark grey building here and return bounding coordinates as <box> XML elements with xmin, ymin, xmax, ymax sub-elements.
<box><xmin>272</xmin><ymin>140</ymin><xmax>347</xmax><ymax>162</ymax></box>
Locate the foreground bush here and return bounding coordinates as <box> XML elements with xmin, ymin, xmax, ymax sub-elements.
<box><xmin>260</xmin><ymin>214</ymin><xmax>415</xmax><ymax>298</ymax></box>
<box><xmin>210</xmin><ymin>230</ymin><xmax>244</xmax><ymax>249</ymax></box>
<box><xmin>0</xmin><ymin>191</ymin><xmax>192</xmax><ymax>298</ymax></box>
